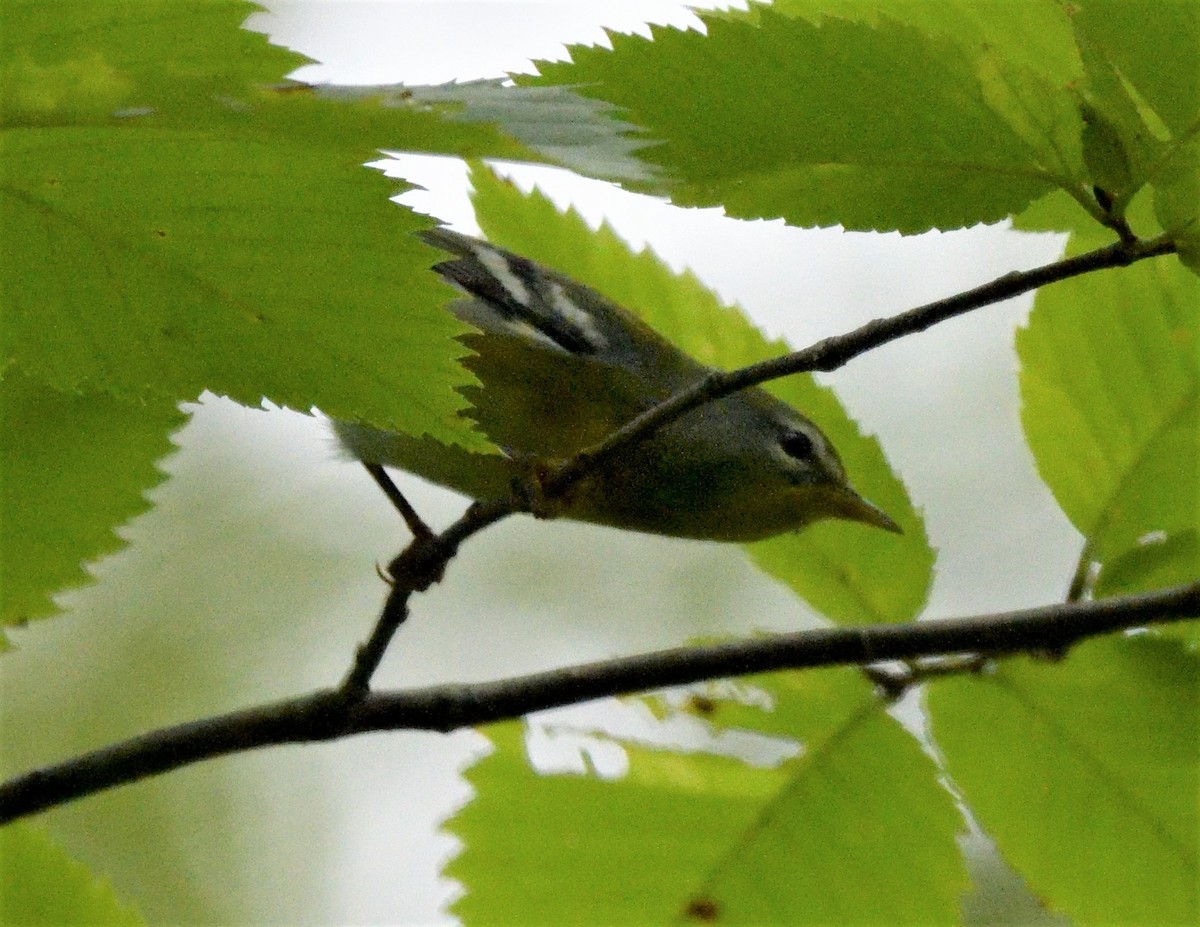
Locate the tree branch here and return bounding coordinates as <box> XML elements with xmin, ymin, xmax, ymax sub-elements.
<box><xmin>545</xmin><ymin>234</ymin><xmax>1177</xmax><ymax>492</ymax></box>
<box><xmin>3</xmin><ymin>581</ymin><xmax>1195</xmax><ymax>823</ymax></box>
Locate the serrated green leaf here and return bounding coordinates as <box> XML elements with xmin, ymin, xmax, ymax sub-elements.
<box><xmin>741</xmin><ymin>0</ymin><xmax>1082</xmax><ymax>88</ymax></box>
<box><xmin>1017</xmin><ymin>247</ymin><xmax>1199</xmax><ymax>570</ymax></box>
<box><xmin>0</xmin><ymin>823</ymin><xmax>144</xmax><ymax>925</ymax></box>
<box><xmin>512</xmin><ymin>3</ymin><xmax>1194</xmax><ymax>240</ymax></box>
<box><xmin>1</xmin><ymin>126</ymin><xmax>476</xmax><ymax>439</ymax></box>
<box><xmin>975</xmin><ymin>47</ymin><xmax>1086</xmax><ymax>186</ymax></box>
<box><xmin>0</xmin><ymin>369</ymin><xmax>184</xmax><ymax>639</ymax></box>
<box><xmin>467</xmin><ymin>163</ymin><xmax>931</xmax><ymax>623</ymax></box>
<box><xmin>927</xmin><ymin>635</ymin><xmax>1200</xmax><ymax>925</ymax></box>
<box><xmin>0</xmin><ymin>1</ymin><xmax>543</xmax><ymax>449</ymax></box>
<box><xmin>522</xmin><ymin>10</ymin><xmax>1061</xmax><ymax>234</ymax></box>
<box><xmin>449</xmin><ymin>670</ymin><xmax>965</xmax><ymax>924</ymax></box>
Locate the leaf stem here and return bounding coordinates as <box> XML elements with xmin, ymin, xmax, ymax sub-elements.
<box><xmin>1067</xmin><ymin>538</ymin><xmax>1098</xmax><ymax>603</ymax></box>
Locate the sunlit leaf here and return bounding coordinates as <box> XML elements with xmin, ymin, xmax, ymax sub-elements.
<box><xmin>927</xmin><ymin>635</ymin><xmax>1200</xmax><ymax>925</ymax></box>
<box><xmin>522</xmin><ymin>10</ymin><xmax>1066</xmax><ymax>233</ymax></box>
<box><xmin>1017</xmin><ymin>245</ymin><xmax>1198</xmax><ymax>571</ymax></box>
<box><xmin>0</xmin><ymin>370</ymin><xmax>184</xmax><ymax>637</ymax></box>
<box><xmin>449</xmin><ymin>669</ymin><xmax>964</xmax><ymax>923</ymax></box>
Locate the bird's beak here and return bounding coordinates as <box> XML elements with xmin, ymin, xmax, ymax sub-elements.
<box><xmin>832</xmin><ymin>487</ymin><xmax>903</xmax><ymax>534</ymax></box>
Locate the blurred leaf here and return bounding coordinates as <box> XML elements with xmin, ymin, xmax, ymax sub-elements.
<box><xmin>0</xmin><ymin>823</ymin><xmax>144</xmax><ymax>925</ymax></box>
<box><xmin>1004</xmin><ymin>3</ymin><xmax>1199</xmax><ymax>271</ymax></box>
<box><xmin>1017</xmin><ymin>244</ymin><xmax>1199</xmax><ymax>571</ymax></box>
<box><xmin>449</xmin><ymin>670</ymin><xmax>965</xmax><ymax>923</ymax></box>
<box><xmin>327</xmin><ymin>79</ymin><xmax>657</xmax><ymax>183</ymax></box>
<box><xmin>927</xmin><ymin>635</ymin><xmax>1200</xmax><ymax>925</ymax></box>
<box><xmin>1097</xmin><ymin>531</ymin><xmax>1200</xmax><ymax>597</ymax></box>
<box><xmin>0</xmin><ymin>369</ymin><xmax>184</xmax><ymax>638</ymax></box>
<box><xmin>0</xmin><ymin>412</ymin><xmax>348</xmax><ymax>921</ymax></box>
<box><xmin>467</xmin><ymin>164</ymin><xmax>932</xmax><ymax>623</ymax></box>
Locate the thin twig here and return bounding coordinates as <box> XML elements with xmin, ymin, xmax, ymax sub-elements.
<box><xmin>544</xmin><ymin>234</ymin><xmax>1177</xmax><ymax>495</ymax></box>
<box><xmin>339</xmin><ymin>499</ymin><xmax>515</xmax><ymax>694</ymax></box>
<box><xmin>363</xmin><ymin>463</ymin><xmax>433</xmax><ymax>541</ymax></box>
<box><xmin>3</xmin><ymin>581</ymin><xmax>1195</xmax><ymax>823</ymax></box>
<box><xmin>863</xmin><ymin>655</ymin><xmax>991</xmax><ymax>699</ymax></box>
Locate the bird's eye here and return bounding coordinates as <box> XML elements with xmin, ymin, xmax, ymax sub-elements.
<box><xmin>780</xmin><ymin>429</ymin><xmax>815</xmax><ymax>460</ymax></box>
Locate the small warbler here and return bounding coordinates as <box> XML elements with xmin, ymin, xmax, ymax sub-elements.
<box><xmin>334</xmin><ymin>228</ymin><xmax>900</xmax><ymax>542</ymax></box>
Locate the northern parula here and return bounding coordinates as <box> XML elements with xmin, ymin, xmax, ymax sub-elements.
<box><xmin>334</xmin><ymin>228</ymin><xmax>900</xmax><ymax>541</ymax></box>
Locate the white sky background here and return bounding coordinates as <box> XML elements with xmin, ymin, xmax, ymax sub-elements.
<box><xmin>7</xmin><ymin>3</ymin><xmax>1082</xmax><ymax>924</ymax></box>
